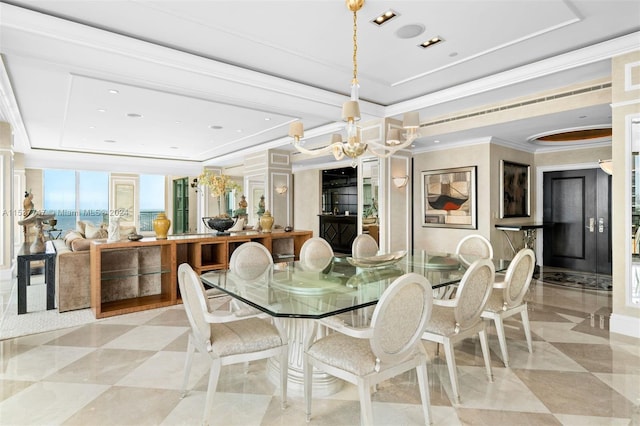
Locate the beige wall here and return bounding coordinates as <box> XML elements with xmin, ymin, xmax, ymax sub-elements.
<box><xmin>412</xmin><ymin>142</ymin><xmax>492</xmax><ymax>254</ymax></box>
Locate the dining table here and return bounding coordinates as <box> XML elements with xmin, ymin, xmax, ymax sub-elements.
<box><xmin>200</xmin><ymin>250</ymin><xmax>509</xmax><ymax>396</ymax></box>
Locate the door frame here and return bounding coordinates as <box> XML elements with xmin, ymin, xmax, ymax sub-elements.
<box><xmin>535</xmin><ymin>161</ymin><xmax>602</xmax><ymax>268</ymax></box>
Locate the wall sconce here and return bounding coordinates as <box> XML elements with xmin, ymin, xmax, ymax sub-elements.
<box><xmin>598</xmin><ymin>159</ymin><xmax>613</xmax><ymax>175</ymax></box>
<box><xmin>392</xmin><ymin>176</ymin><xmax>408</xmax><ymax>188</ymax></box>
<box><xmin>275</xmin><ymin>185</ymin><xmax>288</xmax><ymax>195</ymax></box>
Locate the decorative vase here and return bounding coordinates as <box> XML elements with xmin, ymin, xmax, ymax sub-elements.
<box><xmin>260</xmin><ymin>210</ymin><xmax>274</xmax><ymax>233</ymax></box>
<box><xmin>202</xmin><ymin>216</ymin><xmax>236</xmax><ymax>236</ymax></box>
<box><xmin>153</xmin><ymin>212</ymin><xmax>171</xmax><ymax>239</ymax></box>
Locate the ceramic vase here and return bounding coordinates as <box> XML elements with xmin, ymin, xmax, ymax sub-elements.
<box><xmin>260</xmin><ymin>210</ymin><xmax>274</xmax><ymax>233</ymax></box>
<box><xmin>153</xmin><ymin>212</ymin><xmax>171</xmax><ymax>239</ymax></box>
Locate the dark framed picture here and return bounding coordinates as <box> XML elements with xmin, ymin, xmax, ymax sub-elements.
<box><xmin>421</xmin><ymin>166</ymin><xmax>477</xmax><ymax>229</ymax></box>
<box><xmin>500</xmin><ymin>160</ymin><xmax>530</xmax><ymax>218</ymax></box>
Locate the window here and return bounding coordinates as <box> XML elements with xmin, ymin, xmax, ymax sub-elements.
<box><xmin>43</xmin><ymin>170</ymin><xmax>76</xmax><ymax>232</ymax></box>
<box><xmin>139</xmin><ymin>174</ymin><xmax>165</xmax><ymax>231</ymax></box>
<box><xmin>78</xmin><ymin>171</ymin><xmax>109</xmax><ymax>225</ymax></box>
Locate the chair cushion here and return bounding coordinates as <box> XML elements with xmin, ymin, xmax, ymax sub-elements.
<box><xmin>307</xmin><ymin>332</ymin><xmax>377</xmax><ymax>376</ymax></box>
<box><xmin>210</xmin><ymin>318</ymin><xmax>283</xmax><ymax>357</ymax></box>
<box><xmin>423</xmin><ymin>305</ymin><xmax>458</xmax><ymax>336</ymax></box>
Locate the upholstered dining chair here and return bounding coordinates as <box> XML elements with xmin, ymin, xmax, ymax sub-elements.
<box><xmin>481</xmin><ymin>248</ymin><xmax>535</xmax><ymax>367</ymax></box>
<box><xmin>455</xmin><ymin>234</ymin><xmax>494</xmax><ymax>267</ymax></box>
<box><xmin>227</xmin><ymin>241</ymin><xmax>273</xmax><ymax>316</ymax></box>
<box><xmin>422</xmin><ymin>258</ymin><xmax>495</xmax><ymax>405</ymax></box>
<box><xmin>177</xmin><ymin>263</ymin><xmax>288</xmax><ymax>425</ymax></box>
<box><xmin>299</xmin><ymin>237</ymin><xmax>334</xmax><ymax>272</ymax></box>
<box><xmin>304</xmin><ymin>272</ymin><xmax>434</xmax><ymax>426</ymax></box>
<box><xmin>351</xmin><ymin>233</ymin><xmax>379</xmax><ymax>258</ymax></box>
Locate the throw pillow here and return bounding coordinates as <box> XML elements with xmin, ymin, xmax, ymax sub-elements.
<box><xmin>75</xmin><ymin>221</ymin><xmax>87</xmax><ymax>236</ymax></box>
<box><xmin>85</xmin><ymin>222</ymin><xmax>108</xmax><ymax>239</ymax></box>
<box><xmin>64</xmin><ymin>231</ymin><xmax>84</xmax><ymax>249</ymax></box>
<box><xmin>71</xmin><ymin>238</ymin><xmax>93</xmax><ymax>252</ymax></box>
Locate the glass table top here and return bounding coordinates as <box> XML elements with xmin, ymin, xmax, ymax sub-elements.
<box><xmin>200</xmin><ymin>251</ymin><xmax>509</xmax><ymax>319</ymax></box>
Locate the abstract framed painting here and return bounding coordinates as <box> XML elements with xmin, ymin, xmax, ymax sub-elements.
<box><xmin>500</xmin><ymin>160</ymin><xmax>530</xmax><ymax>218</ymax></box>
<box><xmin>421</xmin><ymin>166</ymin><xmax>477</xmax><ymax>229</ymax></box>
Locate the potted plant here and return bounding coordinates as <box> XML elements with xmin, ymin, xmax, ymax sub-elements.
<box><xmin>198</xmin><ymin>171</ymin><xmax>242</xmax><ymax>235</ymax></box>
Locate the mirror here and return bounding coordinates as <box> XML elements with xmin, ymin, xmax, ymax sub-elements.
<box><xmin>632</xmin><ymin>117</ymin><xmax>640</xmax><ymax>305</ymax></box>
<box><xmin>360</xmin><ymin>158</ymin><xmax>380</xmax><ymax>244</ymax></box>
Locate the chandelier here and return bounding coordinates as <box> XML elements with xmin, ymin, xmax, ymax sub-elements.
<box><xmin>288</xmin><ymin>0</ymin><xmax>421</xmax><ymax>167</ymax></box>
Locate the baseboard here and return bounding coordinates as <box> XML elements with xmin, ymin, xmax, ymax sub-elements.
<box><xmin>0</xmin><ymin>263</ymin><xmax>15</xmax><ymax>281</ymax></box>
<box><xmin>610</xmin><ymin>313</ymin><xmax>640</xmax><ymax>339</ymax></box>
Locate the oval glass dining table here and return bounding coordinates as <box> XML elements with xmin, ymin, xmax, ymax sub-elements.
<box><xmin>200</xmin><ymin>251</ymin><xmax>509</xmax><ymax>396</ymax></box>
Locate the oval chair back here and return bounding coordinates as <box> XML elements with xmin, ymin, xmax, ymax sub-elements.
<box><xmin>229</xmin><ymin>242</ymin><xmax>273</xmax><ymax>281</ymax></box>
<box><xmin>178</xmin><ymin>263</ymin><xmax>212</xmax><ymax>351</ymax></box>
<box><xmin>453</xmin><ymin>258</ymin><xmax>495</xmax><ymax>332</ymax></box>
<box><xmin>352</xmin><ymin>233</ymin><xmax>379</xmax><ymax>258</ymax></box>
<box><xmin>369</xmin><ymin>273</ymin><xmax>433</xmax><ymax>366</ymax></box>
<box><xmin>299</xmin><ymin>237</ymin><xmax>334</xmax><ymax>272</ymax></box>
<box><xmin>502</xmin><ymin>248</ymin><xmax>535</xmax><ymax>309</ymax></box>
<box><xmin>455</xmin><ymin>234</ymin><xmax>493</xmax><ymax>267</ymax></box>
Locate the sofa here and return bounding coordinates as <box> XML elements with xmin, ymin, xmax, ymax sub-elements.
<box><xmin>52</xmin><ymin>220</ymin><xmax>142</xmax><ymax>312</ymax></box>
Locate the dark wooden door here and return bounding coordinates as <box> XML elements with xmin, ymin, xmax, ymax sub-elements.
<box><xmin>173</xmin><ymin>178</ymin><xmax>189</xmax><ymax>234</ymax></box>
<box><xmin>543</xmin><ymin>168</ymin><xmax>611</xmax><ymax>274</ymax></box>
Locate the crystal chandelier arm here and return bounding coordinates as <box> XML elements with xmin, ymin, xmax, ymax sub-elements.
<box><xmin>293</xmin><ymin>140</ymin><xmax>345</xmax><ymax>157</ymax></box>
<box><xmin>366</xmin><ymin>133</ymin><xmax>419</xmax><ymax>157</ymax></box>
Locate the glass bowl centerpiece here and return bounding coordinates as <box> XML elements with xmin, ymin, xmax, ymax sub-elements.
<box><xmin>198</xmin><ymin>171</ymin><xmax>242</xmax><ymax>235</ymax></box>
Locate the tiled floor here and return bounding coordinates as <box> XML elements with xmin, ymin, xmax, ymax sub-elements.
<box><xmin>1</xmin><ymin>276</ymin><xmax>639</xmax><ymax>425</ymax></box>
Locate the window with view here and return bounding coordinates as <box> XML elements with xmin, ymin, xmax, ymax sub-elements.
<box><xmin>139</xmin><ymin>175</ymin><xmax>165</xmax><ymax>232</ymax></box>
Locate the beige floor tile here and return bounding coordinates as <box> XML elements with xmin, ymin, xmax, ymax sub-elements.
<box><xmin>552</xmin><ymin>413</ymin><xmax>632</xmax><ymax>425</ymax></box>
<box><xmin>551</xmin><ymin>342</ymin><xmax>640</xmax><ymax>374</ymax></box>
<box><xmin>0</xmin><ymin>379</ymin><xmax>34</xmax><ymax>402</ymax></box>
<box><xmin>117</xmin><ymin>350</ymin><xmax>209</xmax><ymax>391</ymax></box>
<box><xmin>102</xmin><ymin>325</ymin><xmax>188</xmax><ymax>351</ymax></box>
<box><xmin>0</xmin><ymin>381</ymin><xmax>109</xmax><ymax>424</ymax></box>
<box><xmin>455</xmin><ymin>408</ymin><xmax>562</xmax><ymax>425</ymax></box>
<box><xmin>528</xmin><ymin>321</ymin><xmax>611</xmax><ymax>344</ymax></box>
<box><xmin>45</xmin><ymin>348</ymin><xmax>156</xmax><ymax>385</ymax></box>
<box><xmin>144</xmin><ymin>308</ymin><xmax>190</xmax><ymax>327</ymax></box>
<box><xmin>0</xmin><ymin>345</ymin><xmax>94</xmax><ymax>381</ymax></box>
<box><xmin>503</xmin><ymin>341</ymin><xmax>588</xmax><ymax>372</ymax></box>
<box><xmin>513</xmin><ymin>369</ymin><xmax>634</xmax><ymax>418</ymax></box>
<box><xmin>62</xmin><ymin>385</ymin><xmax>180</xmax><ymax>426</ymax></box>
<box><xmin>43</xmin><ymin>323</ymin><xmax>135</xmax><ymax>347</ymax></box>
<box><xmin>593</xmin><ymin>372</ymin><xmax>640</xmax><ymax>404</ymax></box>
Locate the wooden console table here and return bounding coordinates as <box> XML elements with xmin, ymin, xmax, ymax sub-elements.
<box><xmin>90</xmin><ymin>229</ymin><xmax>312</xmax><ymax>318</ymax></box>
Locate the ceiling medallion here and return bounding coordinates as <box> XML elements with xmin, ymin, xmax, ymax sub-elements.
<box><xmin>288</xmin><ymin>0</ymin><xmax>420</xmax><ymax>167</ymax></box>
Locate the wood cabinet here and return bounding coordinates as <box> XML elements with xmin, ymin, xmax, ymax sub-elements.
<box><xmin>90</xmin><ymin>238</ymin><xmax>176</xmax><ymax>319</ymax></box>
<box><xmin>90</xmin><ymin>230</ymin><xmax>312</xmax><ymax>317</ymax></box>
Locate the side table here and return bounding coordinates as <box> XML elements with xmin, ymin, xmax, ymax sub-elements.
<box><xmin>17</xmin><ymin>241</ymin><xmax>56</xmax><ymax>314</ymax></box>
<box><xmin>495</xmin><ymin>223</ymin><xmax>543</xmax><ymax>277</ymax></box>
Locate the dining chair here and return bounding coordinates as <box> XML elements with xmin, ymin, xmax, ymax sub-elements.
<box><xmin>227</xmin><ymin>241</ymin><xmax>273</xmax><ymax>316</ymax></box>
<box><xmin>481</xmin><ymin>248</ymin><xmax>535</xmax><ymax>367</ymax></box>
<box><xmin>455</xmin><ymin>234</ymin><xmax>494</xmax><ymax>267</ymax></box>
<box><xmin>177</xmin><ymin>263</ymin><xmax>288</xmax><ymax>425</ymax></box>
<box><xmin>422</xmin><ymin>258</ymin><xmax>495</xmax><ymax>405</ymax></box>
<box><xmin>304</xmin><ymin>272</ymin><xmax>434</xmax><ymax>426</ymax></box>
<box><xmin>351</xmin><ymin>233</ymin><xmax>378</xmax><ymax>258</ymax></box>
<box><xmin>299</xmin><ymin>237</ymin><xmax>334</xmax><ymax>272</ymax></box>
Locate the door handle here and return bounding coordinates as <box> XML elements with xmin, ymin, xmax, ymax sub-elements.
<box><xmin>598</xmin><ymin>217</ymin><xmax>605</xmax><ymax>233</ymax></box>
<box><xmin>586</xmin><ymin>217</ymin><xmax>595</xmax><ymax>232</ymax></box>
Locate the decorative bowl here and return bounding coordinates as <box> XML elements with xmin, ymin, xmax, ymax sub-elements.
<box><xmin>128</xmin><ymin>234</ymin><xmax>143</xmax><ymax>241</ymax></box>
<box><xmin>346</xmin><ymin>250</ymin><xmax>407</xmax><ymax>268</ymax></box>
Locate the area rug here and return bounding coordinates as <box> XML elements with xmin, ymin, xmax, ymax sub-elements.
<box><xmin>539</xmin><ymin>271</ymin><xmax>612</xmax><ymax>291</ymax></box>
<box><xmin>0</xmin><ymin>279</ymin><xmax>96</xmax><ymax>340</ymax></box>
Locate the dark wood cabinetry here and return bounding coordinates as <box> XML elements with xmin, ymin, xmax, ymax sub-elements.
<box><xmin>318</xmin><ymin>215</ymin><xmax>357</xmax><ymax>254</ymax></box>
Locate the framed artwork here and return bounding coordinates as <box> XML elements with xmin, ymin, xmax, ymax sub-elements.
<box><xmin>500</xmin><ymin>160</ymin><xmax>530</xmax><ymax>218</ymax></box>
<box><xmin>421</xmin><ymin>166</ymin><xmax>477</xmax><ymax>229</ymax></box>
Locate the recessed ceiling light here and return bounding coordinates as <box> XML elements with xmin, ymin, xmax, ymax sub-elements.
<box><xmin>104</xmin><ymin>139</ymin><xmax>116</xmax><ymax>143</ymax></box>
<box><xmin>419</xmin><ymin>36</ymin><xmax>443</xmax><ymax>49</ymax></box>
<box><xmin>175</xmin><ymin>121</ymin><xmax>182</xmax><ymax>124</ymax></box>
<box><xmin>108</xmin><ymin>89</ymin><xmax>119</xmax><ymax>94</ymax></box>
<box><xmin>395</xmin><ymin>24</ymin><xmax>425</xmax><ymax>39</ymax></box>
<box><xmin>97</xmin><ymin>108</ymin><xmax>106</xmax><ymax>113</ymax></box>
<box><xmin>209</xmin><ymin>125</ymin><xmax>223</xmax><ymax>130</ymax></box>
<box><xmin>372</xmin><ymin>10</ymin><xmax>398</xmax><ymax>26</ymax></box>
<box><xmin>434</xmin><ymin>140</ymin><xmax>440</xmax><ymax>143</ymax></box>
<box><xmin>126</xmin><ymin>113</ymin><xmax>143</xmax><ymax>118</ymax></box>
<box><xmin>579</xmin><ymin>115</ymin><xmax>587</xmax><ymax>119</ymax></box>
<box><xmin>88</xmin><ymin>126</ymin><xmax>95</xmax><ymax>129</ymax></box>
<box><xmin>264</xmin><ymin>117</ymin><xmax>271</xmax><ymax>121</ymax></box>
<box><xmin>170</xmin><ymin>146</ymin><xmax>179</xmax><ymax>150</ymax></box>
<box><xmin>236</xmin><ymin>129</ymin><xmax>242</xmax><ymax>133</ymax></box>
<box><xmin>449</xmin><ymin>52</ymin><xmax>458</xmax><ymax>57</ymax></box>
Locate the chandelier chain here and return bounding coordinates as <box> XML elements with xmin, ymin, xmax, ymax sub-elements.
<box><xmin>352</xmin><ymin>10</ymin><xmax>358</xmax><ymax>84</ymax></box>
